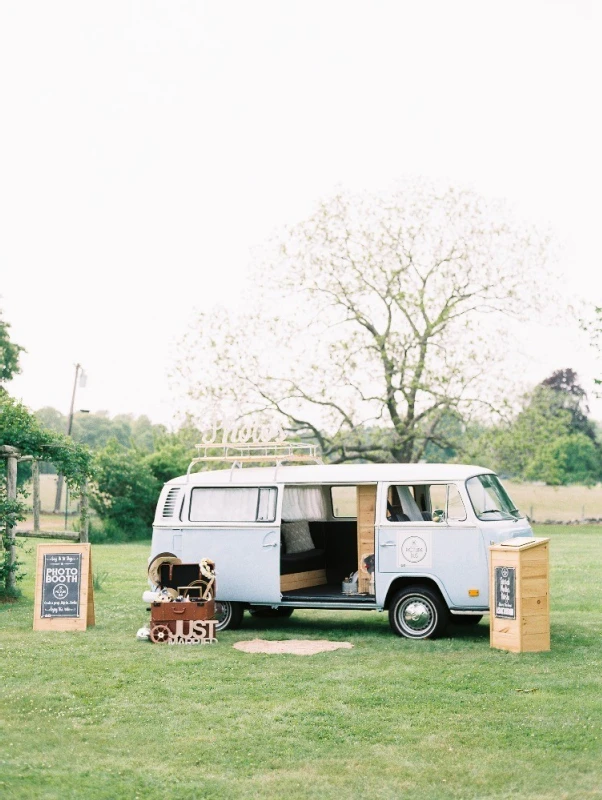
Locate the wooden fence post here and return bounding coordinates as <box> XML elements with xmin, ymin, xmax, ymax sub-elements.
<box><xmin>80</xmin><ymin>480</ymin><xmax>89</xmax><ymax>544</ymax></box>
<box><xmin>32</xmin><ymin>460</ymin><xmax>41</xmax><ymax>533</ymax></box>
<box><xmin>1</xmin><ymin>445</ymin><xmax>20</xmax><ymax>594</ymax></box>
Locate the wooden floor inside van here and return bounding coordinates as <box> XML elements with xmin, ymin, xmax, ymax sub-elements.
<box><xmin>280</xmin><ymin>568</ymin><xmax>327</xmax><ymax>592</ymax></box>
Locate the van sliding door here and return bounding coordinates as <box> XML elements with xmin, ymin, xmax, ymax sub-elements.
<box><xmin>181</xmin><ymin>486</ymin><xmax>281</xmax><ymax>604</ymax></box>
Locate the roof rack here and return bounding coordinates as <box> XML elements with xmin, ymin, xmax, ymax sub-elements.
<box><xmin>187</xmin><ymin>442</ymin><xmax>323</xmax><ymax>478</ymax></box>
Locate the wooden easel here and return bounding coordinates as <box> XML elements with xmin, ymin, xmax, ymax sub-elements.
<box><xmin>33</xmin><ymin>543</ymin><xmax>95</xmax><ymax>631</ymax></box>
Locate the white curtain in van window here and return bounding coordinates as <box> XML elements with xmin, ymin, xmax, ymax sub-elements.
<box><xmin>190</xmin><ymin>487</ymin><xmax>259</xmax><ymax>522</ymax></box>
<box><xmin>282</xmin><ymin>486</ymin><xmax>327</xmax><ymax>520</ymax></box>
<box><xmin>395</xmin><ymin>486</ymin><xmax>424</xmax><ymax>521</ymax></box>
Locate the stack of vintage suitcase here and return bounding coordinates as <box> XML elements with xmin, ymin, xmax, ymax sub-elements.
<box><xmin>148</xmin><ymin>557</ymin><xmax>217</xmax><ymax>644</ymax></box>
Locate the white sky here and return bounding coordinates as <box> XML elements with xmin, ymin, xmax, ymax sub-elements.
<box><xmin>1</xmin><ymin>0</ymin><xmax>600</xmax><ymax>426</ymax></box>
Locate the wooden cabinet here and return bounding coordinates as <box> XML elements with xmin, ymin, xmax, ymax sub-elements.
<box><xmin>489</xmin><ymin>537</ymin><xmax>550</xmax><ymax>653</ymax></box>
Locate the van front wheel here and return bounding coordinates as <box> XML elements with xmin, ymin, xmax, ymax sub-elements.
<box><xmin>389</xmin><ymin>587</ymin><xmax>448</xmax><ymax>639</ymax></box>
<box><xmin>214</xmin><ymin>601</ymin><xmax>244</xmax><ymax>631</ymax></box>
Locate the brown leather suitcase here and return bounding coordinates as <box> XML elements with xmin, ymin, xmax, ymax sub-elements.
<box><xmin>151</xmin><ymin>599</ymin><xmax>215</xmax><ymax>623</ymax></box>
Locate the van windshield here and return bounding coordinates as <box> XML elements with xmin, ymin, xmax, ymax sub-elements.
<box><xmin>466</xmin><ymin>474</ymin><xmax>523</xmax><ymax>521</ymax></box>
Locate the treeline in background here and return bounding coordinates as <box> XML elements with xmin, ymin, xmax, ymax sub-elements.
<box><xmin>22</xmin><ymin>366</ymin><xmax>602</xmax><ymax>542</ymax></box>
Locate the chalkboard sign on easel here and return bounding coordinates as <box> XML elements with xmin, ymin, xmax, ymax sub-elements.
<box><xmin>33</xmin><ymin>544</ymin><xmax>95</xmax><ymax>631</ymax></box>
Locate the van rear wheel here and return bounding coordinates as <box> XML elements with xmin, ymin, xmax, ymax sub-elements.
<box><xmin>214</xmin><ymin>601</ymin><xmax>244</xmax><ymax>631</ymax></box>
<box><xmin>389</xmin><ymin>586</ymin><xmax>448</xmax><ymax>639</ymax></box>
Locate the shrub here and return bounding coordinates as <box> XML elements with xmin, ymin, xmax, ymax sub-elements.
<box><xmin>144</xmin><ymin>440</ymin><xmax>191</xmax><ymax>485</ymax></box>
<box><xmin>90</xmin><ymin>440</ymin><xmax>160</xmax><ymax>541</ymax></box>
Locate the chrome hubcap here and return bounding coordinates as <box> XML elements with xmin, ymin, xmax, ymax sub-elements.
<box><xmin>214</xmin><ymin>601</ymin><xmax>233</xmax><ymax>631</ymax></box>
<box><xmin>400</xmin><ymin>597</ymin><xmax>434</xmax><ymax>633</ymax></box>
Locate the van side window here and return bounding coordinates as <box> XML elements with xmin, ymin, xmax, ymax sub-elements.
<box><xmin>282</xmin><ymin>486</ymin><xmax>328</xmax><ymax>520</ymax></box>
<box><xmin>386</xmin><ymin>485</ymin><xmax>424</xmax><ymax>521</ymax></box>
<box><xmin>447</xmin><ymin>484</ymin><xmax>467</xmax><ymax>522</ymax></box>
<box><xmin>189</xmin><ymin>487</ymin><xmax>277</xmax><ymax>523</ymax></box>
<box><xmin>331</xmin><ymin>486</ymin><xmax>357</xmax><ymax>518</ymax></box>
<box><xmin>386</xmin><ymin>484</ymin><xmax>466</xmax><ymax>523</ymax></box>
<box><xmin>428</xmin><ymin>485</ymin><xmax>447</xmax><ymax>519</ymax></box>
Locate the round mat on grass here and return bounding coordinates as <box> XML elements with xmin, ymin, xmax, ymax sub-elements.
<box><xmin>233</xmin><ymin>639</ymin><xmax>353</xmax><ymax>655</ymax></box>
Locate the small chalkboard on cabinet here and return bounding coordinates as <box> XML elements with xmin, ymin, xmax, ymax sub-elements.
<box><xmin>33</xmin><ymin>543</ymin><xmax>95</xmax><ymax>632</ymax></box>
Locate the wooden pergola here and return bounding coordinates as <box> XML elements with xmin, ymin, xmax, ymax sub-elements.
<box><xmin>1</xmin><ymin>445</ymin><xmax>87</xmax><ymax>594</ymax></box>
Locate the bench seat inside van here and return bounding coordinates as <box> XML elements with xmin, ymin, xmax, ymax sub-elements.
<box><xmin>280</xmin><ymin>520</ymin><xmax>326</xmax><ymax>591</ymax></box>
<box><xmin>280</xmin><ymin>521</ymin><xmax>357</xmax><ymax>592</ymax></box>
<box><xmin>281</xmin><ymin>547</ymin><xmax>325</xmax><ymax>575</ymax></box>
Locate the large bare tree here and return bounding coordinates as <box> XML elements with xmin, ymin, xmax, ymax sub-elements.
<box><xmin>176</xmin><ymin>181</ymin><xmax>551</xmax><ymax>462</ymax></box>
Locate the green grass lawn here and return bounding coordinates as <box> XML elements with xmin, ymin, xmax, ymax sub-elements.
<box><xmin>1</xmin><ymin>526</ymin><xmax>601</xmax><ymax>800</ymax></box>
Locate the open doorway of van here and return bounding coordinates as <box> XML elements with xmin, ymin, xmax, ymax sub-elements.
<box><xmin>279</xmin><ymin>484</ymin><xmax>376</xmax><ymax>603</ymax></box>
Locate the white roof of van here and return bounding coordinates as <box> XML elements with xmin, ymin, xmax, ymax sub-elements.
<box><xmin>167</xmin><ymin>463</ymin><xmax>493</xmax><ymax>486</ymax></box>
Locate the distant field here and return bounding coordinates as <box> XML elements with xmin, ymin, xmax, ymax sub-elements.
<box><xmin>17</xmin><ymin>474</ymin><xmax>83</xmax><ymax>532</ymax></box>
<box><xmin>502</xmin><ymin>481</ymin><xmax>602</xmax><ymax>522</ymax></box>
<box><xmin>22</xmin><ymin>474</ymin><xmax>80</xmax><ymax>514</ymax></box>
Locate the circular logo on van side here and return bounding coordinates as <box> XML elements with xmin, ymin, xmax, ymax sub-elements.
<box><xmin>401</xmin><ymin>536</ymin><xmax>428</xmax><ymax>563</ymax></box>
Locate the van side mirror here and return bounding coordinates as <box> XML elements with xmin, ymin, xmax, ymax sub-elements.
<box><xmin>432</xmin><ymin>509</ymin><xmax>446</xmax><ymax>523</ymax></box>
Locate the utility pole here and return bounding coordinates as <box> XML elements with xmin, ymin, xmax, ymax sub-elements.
<box><xmin>54</xmin><ymin>363</ymin><xmax>83</xmax><ymax>514</ymax></box>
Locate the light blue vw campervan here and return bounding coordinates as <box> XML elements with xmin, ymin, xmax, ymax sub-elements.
<box><xmin>150</xmin><ymin>459</ymin><xmax>532</xmax><ymax>639</ymax></box>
